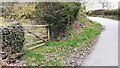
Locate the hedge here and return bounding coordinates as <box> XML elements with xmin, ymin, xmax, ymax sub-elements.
<box><xmin>104</xmin><ymin>9</ymin><xmax>119</xmax><ymax>15</ymax></box>
<box><xmin>86</xmin><ymin>9</ymin><xmax>120</xmax><ymax>16</ymax></box>
<box><xmin>35</xmin><ymin>2</ymin><xmax>81</xmax><ymax>39</ymax></box>
<box><xmin>2</xmin><ymin>2</ymin><xmax>81</xmax><ymax>39</ymax></box>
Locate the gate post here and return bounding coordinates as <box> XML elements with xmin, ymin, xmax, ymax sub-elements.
<box><xmin>47</xmin><ymin>25</ymin><xmax>50</xmax><ymax>40</ymax></box>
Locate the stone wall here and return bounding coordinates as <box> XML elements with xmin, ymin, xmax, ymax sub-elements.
<box><xmin>0</xmin><ymin>27</ymin><xmax>3</xmax><ymax>57</ymax></box>
<box><xmin>0</xmin><ymin>23</ymin><xmax>25</xmax><ymax>63</ymax></box>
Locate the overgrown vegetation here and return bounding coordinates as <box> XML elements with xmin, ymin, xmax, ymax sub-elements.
<box><xmin>1</xmin><ymin>23</ymin><xmax>25</xmax><ymax>63</ymax></box>
<box><xmin>1</xmin><ymin>2</ymin><xmax>103</xmax><ymax>66</ymax></box>
<box><xmin>104</xmin><ymin>9</ymin><xmax>120</xmax><ymax>20</ymax></box>
<box><xmin>86</xmin><ymin>9</ymin><xmax>120</xmax><ymax>20</ymax></box>
<box><xmin>24</xmin><ymin>15</ymin><xmax>103</xmax><ymax>66</ymax></box>
<box><xmin>2</xmin><ymin>2</ymin><xmax>35</xmax><ymax>21</ymax></box>
<box><xmin>35</xmin><ymin>2</ymin><xmax>81</xmax><ymax>39</ymax></box>
<box><xmin>104</xmin><ymin>9</ymin><xmax>119</xmax><ymax>15</ymax></box>
<box><xmin>2</xmin><ymin>2</ymin><xmax>81</xmax><ymax>39</ymax></box>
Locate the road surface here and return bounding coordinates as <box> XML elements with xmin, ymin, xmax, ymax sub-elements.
<box><xmin>82</xmin><ymin>17</ymin><xmax>118</xmax><ymax>66</ymax></box>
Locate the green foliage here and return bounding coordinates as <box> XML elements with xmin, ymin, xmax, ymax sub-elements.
<box><xmin>24</xmin><ymin>20</ymin><xmax>103</xmax><ymax>66</ymax></box>
<box><xmin>86</xmin><ymin>11</ymin><xmax>92</xmax><ymax>16</ymax></box>
<box><xmin>24</xmin><ymin>15</ymin><xmax>103</xmax><ymax>66</ymax></box>
<box><xmin>46</xmin><ymin>28</ymin><xmax>101</xmax><ymax>47</ymax></box>
<box><xmin>31</xmin><ymin>42</ymin><xmax>43</xmax><ymax>46</ymax></box>
<box><xmin>46</xmin><ymin>21</ymin><xmax>102</xmax><ymax>47</ymax></box>
<box><xmin>35</xmin><ymin>2</ymin><xmax>81</xmax><ymax>39</ymax></box>
<box><xmin>2</xmin><ymin>2</ymin><xmax>81</xmax><ymax>39</ymax></box>
<box><xmin>25</xmin><ymin>50</ymin><xmax>44</xmax><ymax>58</ymax></box>
<box><xmin>24</xmin><ymin>50</ymin><xmax>45</xmax><ymax>65</ymax></box>
<box><xmin>87</xmin><ymin>10</ymin><xmax>105</xmax><ymax>16</ymax></box>
<box><xmin>24</xmin><ymin>46</ymin><xmax>67</xmax><ymax>66</ymax></box>
<box><xmin>2</xmin><ymin>2</ymin><xmax>35</xmax><ymax>21</ymax></box>
<box><xmin>104</xmin><ymin>9</ymin><xmax>119</xmax><ymax>15</ymax></box>
<box><xmin>87</xmin><ymin>9</ymin><xmax>120</xmax><ymax>17</ymax></box>
<box><xmin>103</xmin><ymin>9</ymin><xmax>120</xmax><ymax>20</ymax></box>
<box><xmin>1</xmin><ymin>23</ymin><xmax>25</xmax><ymax>63</ymax></box>
<box><xmin>2</xmin><ymin>23</ymin><xmax>25</xmax><ymax>54</ymax></box>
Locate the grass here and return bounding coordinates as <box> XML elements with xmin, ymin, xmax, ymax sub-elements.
<box><xmin>0</xmin><ymin>15</ymin><xmax>103</xmax><ymax>66</ymax></box>
<box><xmin>45</xmin><ymin>19</ymin><xmax>102</xmax><ymax>47</ymax></box>
<box><xmin>24</xmin><ymin>50</ymin><xmax>45</xmax><ymax>65</ymax></box>
<box><xmin>31</xmin><ymin>42</ymin><xmax>43</xmax><ymax>46</ymax></box>
<box><xmin>103</xmin><ymin>15</ymin><xmax>119</xmax><ymax>20</ymax></box>
<box><xmin>24</xmin><ymin>46</ymin><xmax>69</xmax><ymax>66</ymax></box>
<box><xmin>0</xmin><ymin>17</ymin><xmax>10</xmax><ymax>26</ymax></box>
<box><xmin>24</xmin><ymin>16</ymin><xmax>103</xmax><ymax>66</ymax></box>
<box><xmin>0</xmin><ymin>17</ymin><xmax>31</xmax><ymax>27</ymax></box>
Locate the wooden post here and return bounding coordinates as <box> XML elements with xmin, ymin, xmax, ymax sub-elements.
<box><xmin>47</xmin><ymin>26</ymin><xmax>50</xmax><ymax>40</ymax></box>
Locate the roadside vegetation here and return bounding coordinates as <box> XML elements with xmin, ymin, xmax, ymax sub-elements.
<box><xmin>24</xmin><ymin>15</ymin><xmax>103</xmax><ymax>66</ymax></box>
<box><xmin>86</xmin><ymin>9</ymin><xmax>120</xmax><ymax>20</ymax></box>
<box><xmin>0</xmin><ymin>2</ymin><xmax>103</xmax><ymax>66</ymax></box>
<box><xmin>104</xmin><ymin>9</ymin><xmax>120</xmax><ymax>20</ymax></box>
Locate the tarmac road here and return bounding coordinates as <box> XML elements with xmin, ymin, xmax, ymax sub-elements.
<box><xmin>82</xmin><ymin>17</ymin><xmax>118</xmax><ymax>66</ymax></box>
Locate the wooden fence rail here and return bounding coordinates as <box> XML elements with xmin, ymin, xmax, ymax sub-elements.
<box><xmin>0</xmin><ymin>25</ymin><xmax>50</xmax><ymax>50</ymax></box>
<box><xmin>23</xmin><ymin>25</ymin><xmax>50</xmax><ymax>40</ymax></box>
<box><xmin>23</xmin><ymin>25</ymin><xmax>50</xmax><ymax>49</ymax></box>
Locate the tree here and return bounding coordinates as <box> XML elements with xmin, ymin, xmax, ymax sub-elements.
<box><xmin>99</xmin><ymin>0</ymin><xmax>111</xmax><ymax>9</ymax></box>
<box><xmin>79</xmin><ymin>0</ymin><xmax>91</xmax><ymax>10</ymax></box>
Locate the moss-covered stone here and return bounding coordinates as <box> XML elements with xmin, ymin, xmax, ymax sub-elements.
<box><xmin>1</xmin><ymin>23</ymin><xmax>25</xmax><ymax>63</ymax></box>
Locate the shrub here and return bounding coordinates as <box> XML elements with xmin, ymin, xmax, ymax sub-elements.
<box><xmin>35</xmin><ymin>2</ymin><xmax>81</xmax><ymax>39</ymax></box>
<box><xmin>2</xmin><ymin>2</ymin><xmax>81</xmax><ymax>39</ymax></box>
<box><xmin>86</xmin><ymin>9</ymin><xmax>120</xmax><ymax>16</ymax></box>
<box><xmin>104</xmin><ymin>9</ymin><xmax>119</xmax><ymax>15</ymax></box>
<box><xmin>86</xmin><ymin>11</ymin><xmax>92</xmax><ymax>16</ymax></box>
<box><xmin>2</xmin><ymin>2</ymin><xmax>35</xmax><ymax>21</ymax></box>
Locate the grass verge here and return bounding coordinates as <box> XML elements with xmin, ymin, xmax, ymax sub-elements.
<box><xmin>24</xmin><ymin>16</ymin><xmax>103</xmax><ymax>66</ymax></box>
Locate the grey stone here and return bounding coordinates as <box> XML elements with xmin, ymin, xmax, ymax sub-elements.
<box><xmin>0</xmin><ymin>23</ymin><xmax>25</xmax><ymax>63</ymax></box>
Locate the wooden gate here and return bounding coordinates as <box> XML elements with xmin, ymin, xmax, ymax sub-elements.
<box><xmin>23</xmin><ymin>25</ymin><xmax>50</xmax><ymax>49</ymax></box>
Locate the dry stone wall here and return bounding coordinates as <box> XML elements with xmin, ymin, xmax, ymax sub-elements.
<box><xmin>0</xmin><ymin>23</ymin><xmax>25</xmax><ymax>63</ymax></box>
<box><xmin>0</xmin><ymin>27</ymin><xmax>3</xmax><ymax>56</ymax></box>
